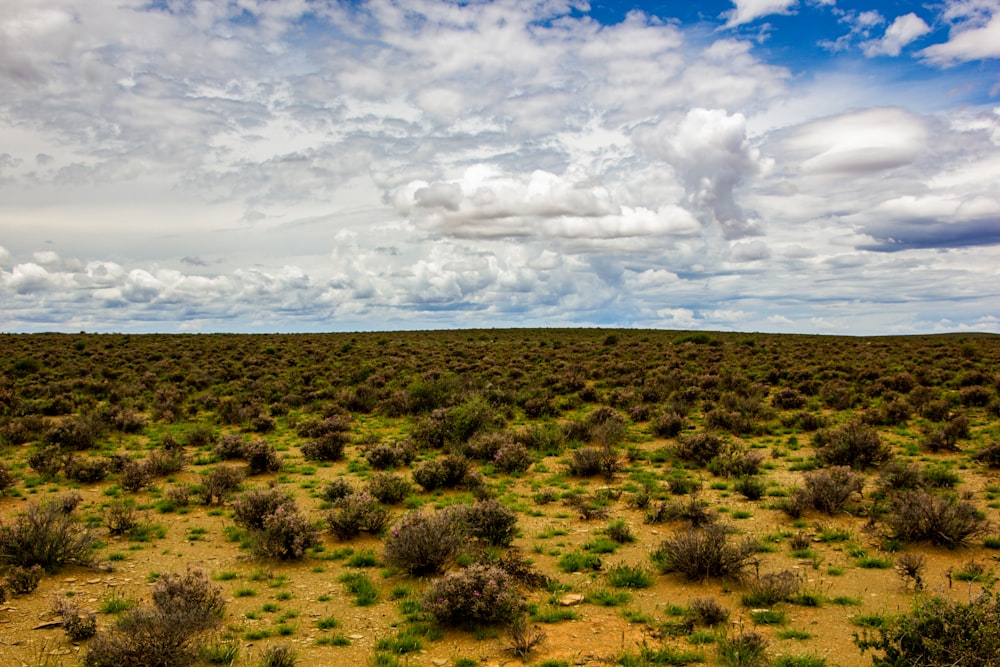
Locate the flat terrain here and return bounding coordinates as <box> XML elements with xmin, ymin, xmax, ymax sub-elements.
<box><xmin>1</xmin><ymin>330</ymin><xmax>998</xmax><ymax>667</ymax></box>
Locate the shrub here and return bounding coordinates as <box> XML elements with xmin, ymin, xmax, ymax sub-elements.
<box><xmin>3</xmin><ymin>563</ymin><xmax>42</xmax><ymax>595</ymax></box>
<box><xmin>895</xmin><ymin>553</ymin><xmax>926</xmax><ymax>591</ymax></box>
<box><xmin>567</xmin><ymin>445</ymin><xmax>620</xmax><ymax>479</ymax></box>
<box><xmin>412</xmin><ymin>455</ymin><xmax>469</xmax><ymax>491</ymax></box>
<box><xmin>326</xmin><ymin>493</ymin><xmax>389</xmax><ymax>540</ymax></box>
<box><xmin>28</xmin><ymin>445</ymin><xmax>64</xmax><ymax>479</ymax></box>
<box><xmin>364</xmin><ymin>441</ymin><xmax>415</xmax><ymax>469</ymax></box>
<box><xmin>421</xmin><ymin>564</ymin><xmax>525</xmax><ymax>626</ymax></box>
<box><xmin>734</xmin><ymin>476</ymin><xmax>767</xmax><ymax>501</ymax></box>
<box><xmin>464</xmin><ymin>431</ymin><xmax>511</xmax><ymax>461</ymax></box>
<box><xmin>0</xmin><ymin>462</ymin><xmax>15</xmax><ymax>495</ymax></box>
<box><xmin>232</xmin><ymin>487</ymin><xmax>297</xmax><ymax>531</ymax></box>
<box><xmin>366</xmin><ymin>472</ymin><xmax>412</xmax><ymax>505</ymax></box>
<box><xmin>245</xmin><ymin>439</ymin><xmax>281</xmax><ymax>474</ymax></box>
<box><xmin>84</xmin><ymin>567</ymin><xmax>224</xmax><ymax>667</ymax></box>
<box><xmin>494</xmin><ymin>441</ymin><xmax>533</xmax><ymax>473</ymax></box>
<box><xmin>652</xmin><ymin>410</ymin><xmax>685</xmax><ymax>438</ymax></box>
<box><xmin>605</xmin><ymin>564</ymin><xmax>654</xmax><ymax>589</ymax></box>
<box><xmin>877</xmin><ymin>461</ymin><xmax>926</xmax><ymax>494</ymax></box>
<box><xmin>214</xmin><ymin>433</ymin><xmax>246</xmax><ymax>459</ymax></box>
<box><xmin>200</xmin><ymin>465</ymin><xmax>245</xmax><ymax>505</ymax></box>
<box><xmin>105</xmin><ymin>499</ymin><xmax>139</xmax><ymax>535</ymax></box>
<box><xmin>45</xmin><ymin>415</ymin><xmax>102</xmax><ymax>451</ymax></box>
<box><xmin>382</xmin><ymin>509</ymin><xmax>462</xmax><ymax>575</ymax></box>
<box><xmin>119</xmin><ymin>459</ymin><xmax>153</xmax><ymax>492</ymax></box>
<box><xmin>689</xmin><ymin>597</ymin><xmax>730</xmax><ymax>626</ymax></box>
<box><xmin>813</xmin><ymin>420</ymin><xmax>892</xmax><ymax>468</ymax></box>
<box><xmin>885</xmin><ymin>490</ymin><xmax>987</xmax><ymax>548</ymax></box>
<box><xmin>256</xmin><ymin>507</ymin><xmax>319</xmax><ymax>560</ymax></box>
<box><xmin>709</xmin><ymin>446</ymin><xmax>766</xmax><ymax>478</ymax></box>
<box><xmin>973</xmin><ymin>441</ymin><xmax>1000</xmax><ymax>468</ymax></box>
<box><xmin>52</xmin><ymin>596</ymin><xmax>98</xmax><ymax>641</ymax></box>
<box><xmin>454</xmin><ymin>499</ymin><xmax>519</xmax><ymax>547</ymax></box>
<box><xmin>319</xmin><ymin>478</ymin><xmax>354</xmax><ymax>502</ymax></box>
<box><xmin>855</xmin><ymin>588</ymin><xmax>1000</xmax><ymax>666</ymax></box>
<box><xmin>301</xmin><ymin>434</ymin><xmax>347</xmax><ymax>462</ymax></box>
<box><xmin>184</xmin><ymin>426</ymin><xmax>216</xmax><ymax>449</ymax></box>
<box><xmin>259</xmin><ymin>644</ymin><xmax>297</xmax><ymax>667</ymax></box>
<box><xmin>605</xmin><ymin>519</ymin><xmax>635</xmax><ymax>544</ymax></box>
<box><xmin>146</xmin><ymin>448</ymin><xmax>187</xmax><ymax>476</ymax></box>
<box><xmin>674</xmin><ymin>432</ymin><xmax>724</xmax><ymax>466</ymax></box>
<box><xmin>741</xmin><ymin>570</ymin><xmax>800</xmax><ymax>606</ymax></box>
<box><xmin>921</xmin><ymin>413</ymin><xmax>970</xmax><ymax>453</ymax></box>
<box><xmin>63</xmin><ymin>455</ymin><xmax>111</xmax><ymax>483</ymax></box>
<box><xmin>0</xmin><ymin>500</ymin><xmax>97</xmax><ymax>571</ymax></box>
<box><xmin>717</xmin><ymin>630</ymin><xmax>769</xmax><ymax>667</ymax></box>
<box><xmin>650</xmin><ymin>524</ymin><xmax>757</xmax><ymax>581</ymax></box>
<box><xmin>798</xmin><ymin>466</ymin><xmax>864</xmax><ymax>514</ymax></box>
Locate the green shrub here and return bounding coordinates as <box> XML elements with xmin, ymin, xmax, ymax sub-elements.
<box><xmin>855</xmin><ymin>588</ymin><xmax>1000</xmax><ymax>666</ymax></box>
<box><xmin>339</xmin><ymin>572</ymin><xmax>378</xmax><ymax>606</ymax></box>
<box><xmin>605</xmin><ymin>564</ymin><xmax>654</xmax><ymax>589</ymax></box>
<box><xmin>366</xmin><ymin>472</ymin><xmax>412</xmax><ymax>505</ymax></box>
<box><xmin>674</xmin><ymin>432</ymin><xmax>724</xmax><ymax>466</ymax></box>
<box><xmin>717</xmin><ymin>631</ymin><xmax>769</xmax><ymax>667</ymax></box>
<box><xmin>382</xmin><ymin>509</ymin><xmax>462</xmax><ymax>575</ymax></box>
<box><xmin>557</xmin><ymin>551</ymin><xmax>602</xmax><ymax>573</ymax></box>
<box><xmin>412</xmin><ymin>455</ymin><xmax>469</xmax><ymax>491</ymax></box>
<box><xmin>326</xmin><ymin>493</ymin><xmax>389</xmax><ymax>540</ymax></box>
<box><xmin>813</xmin><ymin>421</ymin><xmax>891</xmax><ymax>468</ymax></box>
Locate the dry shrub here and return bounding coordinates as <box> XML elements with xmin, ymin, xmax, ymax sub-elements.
<box><xmin>363</xmin><ymin>441</ymin><xmax>415</xmax><ymax>469</ymax></box>
<box><xmin>567</xmin><ymin>445</ymin><xmax>620</xmax><ymax>479</ymax></box>
<box><xmin>0</xmin><ymin>499</ymin><xmax>96</xmax><ymax>571</ymax></box>
<box><xmin>319</xmin><ymin>478</ymin><xmax>354</xmax><ymax>502</ymax></box>
<box><xmin>412</xmin><ymin>454</ymin><xmax>469</xmax><ymax>491</ymax></box>
<box><xmin>51</xmin><ymin>596</ymin><xmax>98</xmax><ymax>641</ymax></box>
<box><xmin>3</xmin><ymin>564</ymin><xmax>42</xmax><ymax>595</ymax></box>
<box><xmin>650</xmin><ymin>523</ymin><xmax>757</xmax><ymax>581</ymax></box>
<box><xmin>798</xmin><ymin>466</ymin><xmax>865</xmax><ymax>514</ymax></box>
<box><xmin>652</xmin><ymin>410</ymin><xmax>685</xmax><ymax>438</ymax></box>
<box><xmin>0</xmin><ymin>462</ymin><xmax>15</xmax><ymax>495</ymax></box>
<box><xmin>213</xmin><ymin>433</ymin><xmax>246</xmax><ymax>460</ymax></box>
<box><xmin>877</xmin><ymin>461</ymin><xmax>926</xmax><ymax>494</ymax></box>
<box><xmin>119</xmin><ymin>459</ymin><xmax>152</xmax><ymax>492</ymax></box>
<box><xmin>232</xmin><ymin>487</ymin><xmax>296</xmax><ymax>531</ymax></box>
<box><xmin>493</xmin><ymin>441</ymin><xmax>533</xmax><ymax>473</ymax></box>
<box><xmin>886</xmin><ymin>490</ymin><xmax>987</xmax><ymax>548</ymax></box>
<box><xmin>674</xmin><ymin>432</ymin><xmax>724</xmax><ymax>466</ymax></box>
<box><xmin>84</xmin><ymin>567</ymin><xmax>224</xmax><ymax>667</ymax></box>
<box><xmin>689</xmin><ymin>597</ymin><xmax>730</xmax><ymax>626</ymax></box>
<box><xmin>741</xmin><ymin>570</ymin><xmax>800</xmax><ymax>606</ymax></box>
<box><xmin>421</xmin><ymin>564</ymin><xmax>525</xmax><ymax>626</ymax></box>
<box><xmin>244</xmin><ymin>439</ymin><xmax>281</xmax><ymax>474</ymax></box>
<box><xmin>972</xmin><ymin>441</ymin><xmax>1000</xmax><ymax>468</ymax></box>
<box><xmin>451</xmin><ymin>499</ymin><xmax>519</xmax><ymax>547</ymax></box>
<box><xmin>104</xmin><ymin>499</ymin><xmax>139</xmax><ymax>535</ymax></box>
<box><xmin>200</xmin><ymin>465</ymin><xmax>245</xmax><ymax>505</ymax></box>
<box><xmin>255</xmin><ymin>507</ymin><xmax>318</xmax><ymax>560</ymax></box>
<box><xmin>921</xmin><ymin>413</ymin><xmax>970</xmax><ymax>453</ymax></box>
<box><xmin>63</xmin><ymin>455</ymin><xmax>111</xmax><ymax>484</ymax></box>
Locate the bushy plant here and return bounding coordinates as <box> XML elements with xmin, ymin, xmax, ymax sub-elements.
<box><xmin>84</xmin><ymin>567</ymin><xmax>224</xmax><ymax>667</ymax></box>
<box><xmin>213</xmin><ymin>433</ymin><xmax>247</xmax><ymax>459</ymax></box>
<box><xmin>366</xmin><ymin>472</ymin><xmax>412</xmax><ymax>505</ymax></box>
<box><xmin>255</xmin><ymin>506</ymin><xmax>319</xmax><ymax>560</ymax></box>
<box><xmin>3</xmin><ymin>563</ymin><xmax>42</xmax><ymax>595</ymax></box>
<box><xmin>493</xmin><ymin>441</ymin><xmax>533</xmax><ymax>473</ymax></box>
<box><xmin>258</xmin><ymin>644</ymin><xmax>297</xmax><ymax>667</ymax></box>
<box><xmin>0</xmin><ymin>461</ymin><xmax>15</xmax><ymax>495</ymax></box>
<box><xmin>63</xmin><ymin>455</ymin><xmax>111</xmax><ymax>483</ymax></box>
<box><xmin>0</xmin><ymin>500</ymin><xmax>97</xmax><ymax>571</ymax></box>
<box><xmin>52</xmin><ymin>596</ymin><xmax>98</xmax><ymax>641</ymax></box>
<box><xmin>921</xmin><ymin>413</ymin><xmax>970</xmax><ymax>453</ymax></box>
<box><xmin>855</xmin><ymin>587</ymin><xmax>1000</xmax><ymax>666</ymax></box>
<box><xmin>885</xmin><ymin>490</ymin><xmax>987</xmax><ymax>548</ymax></box>
<box><xmin>717</xmin><ymin>630</ymin><xmax>769</xmax><ymax>667</ymax></box>
<box><xmin>652</xmin><ymin>410</ymin><xmax>685</xmax><ymax>438</ymax></box>
<box><xmin>326</xmin><ymin>493</ymin><xmax>389</xmax><ymax>540</ymax></box>
<box><xmin>674</xmin><ymin>432</ymin><xmax>724</xmax><ymax>466</ymax></box>
<box><xmin>421</xmin><ymin>564</ymin><xmax>525</xmax><ymax>626</ymax></box>
<box><xmin>363</xmin><ymin>441</ymin><xmax>415</xmax><ymax>469</ymax></box>
<box><xmin>245</xmin><ymin>439</ymin><xmax>281</xmax><ymax>474</ymax></box>
<box><xmin>104</xmin><ymin>499</ymin><xmax>139</xmax><ymax>535</ymax></box>
<box><xmin>382</xmin><ymin>509</ymin><xmax>462</xmax><ymax>575</ymax></box>
<box><xmin>813</xmin><ymin>421</ymin><xmax>892</xmax><ymax>468</ymax></box>
<box><xmin>301</xmin><ymin>434</ymin><xmax>347</xmax><ymax>462</ymax></box>
<box><xmin>28</xmin><ymin>445</ymin><xmax>64</xmax><ymax>480</ymax></box>
<box><xmin>650</xmin><ymin>523</ymin><xmax>757</xmax><ymax>581</ymax></box>
<box><xmin>200</xmin><ymin>465</ymin><xmax>245</xmax><ymax>505</ymax></box>
<box><xmin>232</xmin><ymin>487</ymin><xmax>297</xmax><ymax>531</ymax></box>
<box><xmin>568</xmin><ymin>445</ymin><xmax>620</xmax><ymax>479</ymax></box>
<box><xmin>412</xmin><ymin>455</ymin><xmax>469</xmax><ymax>491</ymax></box>
<box><xmin>689</xmin><ymin>597</ymin><xmax>730</xmax><ymax>626</ymax></box>
<box><xmin>796</xmin><ymin>466</ymin><xmax>864</xmax><ymax>514</ymax></box>
<box><xmin>319</xmin><ymin>478</ymin><xmax>354</xmax><ymax>502</ymax></box>
<box><xmin>972</xmin><ymin>441</ymin><xmax>1000</xmax><ymax>468</ymax></box>
<box><xmin>452</xmin><ymin>499</ymin><xmax>519</xmax><ymax>547</ymax></box>
<box><xmin>146</xmin><ymin>448</ymin><xmax>187</xmax><ymax>476</ymax></box>
<box><xmin>741</xmin><ymin>570</ymin><xmax>800</xmax><ymax>606</ymax></box>
<box><xmin>119</xmin><ymin>459</ymin><xmax>153</xmax><ymax>492</ymax></box>
<box><xmin>877</xmin><ymin>461</ymin><xmax>926</xmax><ymax>494</ymax></box>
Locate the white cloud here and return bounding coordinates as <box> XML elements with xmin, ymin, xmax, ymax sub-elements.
<box><xmin>723</xmin><ymin>0</ymin><xmax>798</xmax><ymax>28</ymax></box>
<box><xmin>921</xmin><ymin>10</ymin><xmax>1000</xmax><ymax>65</ymax></box>
<box><xmin>862</xmin><ymin>13</ymin><xmax>931</xmax><ymax>57</ymax></box>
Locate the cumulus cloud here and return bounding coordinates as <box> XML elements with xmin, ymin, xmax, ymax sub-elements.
<box><xmin>723</xmin><ymin>0</ymin><xmax>798</xmax><ymax>28</ymax></box>
<box><xmin>862</xmin><ymin>13</ymin><xmax>931</xmax><ymax>57</ymax></box>
<box><xmin>921</xmin><ymin>9</ymin><xmax>1000</xmax><ymax>65</ymax></box>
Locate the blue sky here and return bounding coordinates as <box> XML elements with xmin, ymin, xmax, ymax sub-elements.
<box><xmin>1</xmin><ymin>0</ymin><xmax>998</xmax><ymax>334</ymax></box>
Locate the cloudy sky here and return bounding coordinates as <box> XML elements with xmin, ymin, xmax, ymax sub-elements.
<box><xmin>1</xmin><ymin>0</ymin><xmax>999</xmax><ymax>334</ymax></box>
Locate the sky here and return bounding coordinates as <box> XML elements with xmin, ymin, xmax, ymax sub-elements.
<box><xmin>1</xmin><ymin>0</ymin><xmax>999</xmax><ymax>335</ymax></box>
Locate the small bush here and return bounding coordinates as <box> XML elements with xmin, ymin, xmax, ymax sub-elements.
<box><xmin>674</xmin><ymin>432</ymin><xmax>724</xmax><ymax>466</ymax></box>
<box><xmin>689</xmin><ymin>597</ymin><xmax>730</xmax><ymax>626</ymax></box>
<box><xmin>232</xmin><ymin>487</ymin><xmax>295</xmax><ymax>530</ymax></box>
<box><xmin>319</xmin><ymin>478</ymin><xmax>354</xmax><ymax>502</ymax></box>
<box><xmin>119</xmin><ymin>459</ymin><xmax>153</xmax><ymax>492</ymax></box>
<box><xmin>886</xmin><ymin>490</ymin><xmax>987</xmax><ymax>548</ymax></box>
<box><xmin>0</xmin><ymin>462</ymin><xmax>15</xmax><ymax>495</ymax></box>
<box><xmin>650</xmin><ymin>523</ymin><xmax>757</xmax><ymax>581</ymax></box>
<box><xmin>214</xmin><ymin>433</ymin><xmax>247</xmax><ymax>460</ymax></box>
<box><xmin>973</xmin><ymin>441</ymin><xmax>1000</xmax><ymax>468</ymax></box>
<box><xmin>366</xmin><ymin>472</ymin><xmax>412</xmax><ymax>505</ymax></box>
<box><xmin>0</xmin><ymin>500</ymin><xmax>97</xmax><ymax>571</ymax></box>
<box><xmin>799</xmin><ymin>466</ymin><xmax>864</xmax><ymax>514</ymax></box>
<box><xmin>326</xmin><ymin>493</ymin><xmax>389</xmax><ymax>540</ymax></box>
<box><xmin>568</xmin><ymin>445</ymin><xmax>620</xmax><ymax>479</ymax></box>
<box><xmin>494</xmin><ymin>441</ymin><xmax>533</xmax><ymax>473</ymax></box>
<box><xmin>855</xmin><ymin>588</ymin><xmax>1000</xmax><ymax>666</ymax></box>
<box><xmin>741</xmin><ymin>570</ymin><xmax>800</xmax><ymax>607</ymax></box>
<box><xmin>52</xmin><ymin>596</ymin><xmax>98</xmax><ymax>641</ymax></box>
<box><xmin>422</xmin><ymin>564</ymin><xmax>525</xmax><ymax>626</ymax></box>
<box><xmin>301</xmin><ymin>434</ymin><xmax>347</xmax><ymax>462</ymax></box>
<box><xmin>3</xmin><ymin>563</ymin><xmax>42</xmax><ymax>595</ymax></box>
<box><xmin>412</xmin><ymin>455</ymin><xmax>470</xmax><ymax>491</ymax></box>
<box><xmin>64</xmin><ymin>456</ymin><xmax>111</xmax><ymax>484</ymax></box>
<box><xmin>146</xmin><ymin>448</ymin><xmax>187</xmax><ymax>476</ymax></box>
<box><xmin>200</xmin><ymin>465</ymin><xmax>245</xmax><ymax>505</ymax></box>
<box><xmin>605</xmin><ymin>519</ymin><xmax>635</xmax><ymax>544</ymax></box>
<box><xmin>259</xmin><ymin>644</ymin><xmax>297</xmax><ymax>667</ymax></box>
<box><xmin>105</xmin><ymin>499</ymin><xmax>139</xmax><ymax>535</ymax></box>
<box><xmin>734</xmin><ymin>476</ymin><xmax>767</xmax><ymax>501</ymax></box>
<box><xmin>255</xmin><ymin>507</ymin><xmax>318</xmax><ymax>560</ymax></box>
<box><xmin>877</xmin><ymin>461</ymin><xmax>926</xmax><ymax>494</ymax></box>
<box><xmin>718</xmin><ymin>630</ymin><xmax>769</xmax><ymax>667</ymax></box>
<box><xmin>245</xmin><ymin>439</ymin><xmax>281</xmax><ymax>475</ymax></box>
<box><xmin>652</xmin><ymin>410</ymin><xmax>685</xmax><ymax>438</ymax></box>
<box><xmin>382</xmin><ymin>509</ymin><xmax>462</xmax><ymax>575</ymax></box>
<box><xmin>922</xmin><ymin>413</ymin><xmax>970</xmax><ymax>453</ymax></box>
<box><xmin>813</xmin><ymin>421</ymin><xmax>892</xmax><ymax>469</ymax></box>
<box><xmin>454</xmin><ymin>499</ymin><xmax>519</xmax><ymax>547</ymax></box>
<box><xmin>364</xmin><ymin>441</ymin><xmax>415</xmax><ymax>469</ymax></box>
<box><xmin>605</xmin><ymin>564</ymin><xmax>654</xmax><ymax>589</ymax></box>
<box><xmin>895</xmin><ymin>553</ymin><xmax>926</xmax><ymax>591</ymax></box>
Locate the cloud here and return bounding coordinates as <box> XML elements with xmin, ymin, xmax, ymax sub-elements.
<box><xmin>862</xmin><ymin>13</ymin><xmax>931</xmax><ymax>57</ymax></box>
<box><xmin>723</xmin><ymin>0</ymin><xmax>798</xmax><ymax>28</ymax></box>
<box><xmin>920</xmin><ymin>10</ymin><xmax>1000</xmax><ymax>65</ymax></box>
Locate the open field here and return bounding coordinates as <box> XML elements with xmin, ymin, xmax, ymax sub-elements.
<box><xmin>1</xmin><ymin>329</ymin><xmax>999</xmax><ymax>667</ymax></box>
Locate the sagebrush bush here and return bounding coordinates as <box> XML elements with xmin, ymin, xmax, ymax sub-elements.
<box><xmin>652</xmin><ymin>410</ymin><xmax>685</xmax><ymax>438</ymax></box>
<box><xmin>301</xmin><ymin>434</ymin><xmax>347</xmax><ymax>462</ymax></box>
<box><xmin>493</xmin><ymin>441</ymin><xmax>533</xmax><ymax>473</ymax></box>
<box><xmin>326</xmin><ymin>493</ymin><xmax>389</xmax><ymax>540</ymax></box>
<box><xmin>972</xmin><ymin>441</ymin><xmax>1000</xmax><ymax>468</ymax></box>
<box><xmin>718</xmin><ymin>630</ymin><xmax>769</xmax><ymax>667</ymax></box>
<box><xmin>813</xmin><ymin>420</ymin><xmax>892</xmax><ymax>468</ymax></box>
<box><xmin>886</xmin><ymin>490</ymin><xmax>987</xmax><ymax>548</ymax></box>
<box><xmin>453</xmin><ymin>499</ymin><xmax>519</xmax><ymax>547</ymax></box>
<box><xmin>855</xmin><ymin>587</ymin><xmax>1000</xmax><ymax>666</ymax></box>
<box><xmin>689</xmin><ymin>597</ymin><xmax>730</xmax><ymax>626</ymax></box>
<box><xmin>366</xmin><ymin>472</ymin><xmax>412</xmax><ymax>505</ymax></box>
<box><xmin>84</xmin><ymin>567</ymin><xmax>224</xmax><ymax>667</ymax></box>
<box><xmin>0</xmin><ymin>500</ymin><xmax>97</xmax><ymax>571</ymax></box>
<box><xmin>119</xmin><ymin>459</ymin><xmax>153</xmax><ymax>492</ymax></box>
<box><xmin>104</xmin><ymin>499</ymin><xmax>139</xmax><ymax>535</ymax></box>
<box><xmin>319</xmin><ymin>478</ymin><xmax>354</xmax><ymax>502</ymax></box>
<box><xmin>52</xmin><ymin>596</ymin><xmax>98</xmax><ymax>641</ymax></box>
<box><xmin>567</xmin><ymin>445</ymin><xmax>620</xmax><ymax>479</ymax></box>
<box><xmin>363</xmin><ymin>441</ymin><xmax>415</xmax><ymax>469</ymax></box>
<box><xmin>798</xmin><ymin>466</ymin><xmax>864</xmax><ymax>514</ymax></box>
<box><xmin>258</xmin><ymin>644</ymin><xmax>297</xmax><ymax>667</ymax></box>
<box><xmin>674</xmin><ymin>432</ymin><xmax>724</xmax><ymax>466</ymax></box>
<box><xmin>200</xmin><ymin>465</ymin><xmax>245</xmax><ymax>505</ymax></box>
<box><xmin>382</xmin><ymin>509</ymin><xmax>462</xmax><ymax>575</ymax></box>
<box><xmin>650</xmin><ymin>523</ymin><xmax>757</xmax><ymax>581</ymax></box>
<box><xmin>244</xmin><ymin>439</ymin><xmax>281</xmax><ymax>474</ymax></box>
<box><xmin>146</xmin><ymin>448</ymin><xmax>187</xmax><ymax>476</ymax></box>
<box><xmin>255</xmin><ymin>506</ymin><xmax>319</xmax><ymax>560</ymax></box>
<box><xmin>877</xmin><ymin>461</ymin><xmax>926</xmax><ymax>494</ymax></box>
<box><xmin>0</xmin><ymin>461</ymin><xmax>15</xmax><ymax>495</ymax></box>
<box><xmin>214</xmin><ymin>433</ymin><xmax>247</xmax><ymax>460</ymax></box>
<box><xmin>421</xmin><ymin>564</ymin><xmax>525</xmax><ymax>626</ymax></box>
<box><xmin>63</xmin><ymin>455</ymin><xmax>111</xmax><ymax>484</ymax></box>
<box><xmin>412</xmin><ymin>454</ymin><xmax>469</xmax><ymax>491</ymax></box>
<box><xmin>741</xmin><ymin>570</ymin><xmax>800</xmax><ymax>606</ymax></box>
<box><xmin>232</xmin><ymin>487</ymin><xmax>297</xmax><ymax>531</ymax></box>
<box><xmin>3</xmin><ymin>563</ymin><xmax>42</xmax><ymax>595</ymax></box>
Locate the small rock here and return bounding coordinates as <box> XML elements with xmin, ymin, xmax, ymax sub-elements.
<box><xmin>431</xmin><ymin>659</ymin><xmax>449</xmax><ymax>666</ymax></box>
<box><xmin>349</xmin><ymin>634</ymin><xmax>364</xmax><ymax>640</ymax></box>
<box><xmin>559</xmin><ymin>594</ymin><xmax>584</xmax><ymax>606</ymax></box>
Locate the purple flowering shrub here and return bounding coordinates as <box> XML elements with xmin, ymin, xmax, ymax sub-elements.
<box><xmin>493</xmin><ymin>441</ymin><xmax>532</xmax><ymax>473</ymax></box>
<box><xmin>325</xmin><ymin>493</ymin><xmax>390</xmax><ymax>540</ymax></box>
<box><xmin>382</xmin><ymin>509</ymin><xmax>463</xmax><ymax>575</ymax></box>
<box><xmin>231</xmin><ymin>487</ymin><xmax>297</xmax><ymax>530</ymax></box>
<box><xmin>421</xmin><ymin>564</ymin><xmax>525</xmax><ymax>626</ymax></box>
<box><xmin>244</xmin><ymin>439</ymin><xmax>281</xmax><ymax>475</ymax></box>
